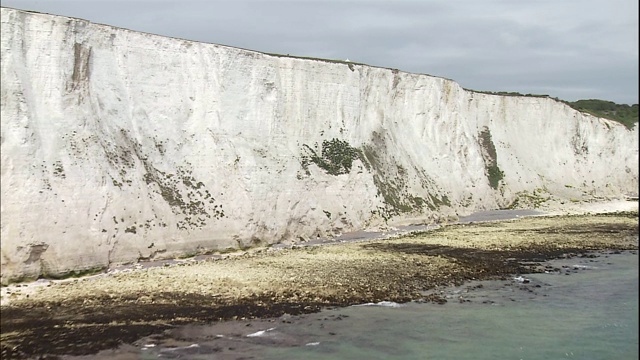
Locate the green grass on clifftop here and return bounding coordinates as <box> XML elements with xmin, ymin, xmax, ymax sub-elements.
<box><xmin>563</xmin><ymin>99</ymin><xmax>638</xmax><ymax>129</ymax></box>
<box><xmin>469</xmin><ymin>90</ymin><xmax>638</xmax><ymax>129</ymax></box>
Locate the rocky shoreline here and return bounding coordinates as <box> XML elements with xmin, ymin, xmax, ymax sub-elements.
<box><xmin>1</xmin><ymin>210</ymin><xmax>638</xmax><ymax>359</ymax></box>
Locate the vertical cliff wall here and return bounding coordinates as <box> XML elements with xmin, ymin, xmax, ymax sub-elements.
<box><xmin>1</xmin><ymin>8</ymin><xmax>637</xmax><ymax>284</ymax></box>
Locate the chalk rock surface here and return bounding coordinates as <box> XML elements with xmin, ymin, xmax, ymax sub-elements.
<box><xmin>1</xmin><ymin>8</ymin><xmax>637</xmax><ymax>284</ymax></box>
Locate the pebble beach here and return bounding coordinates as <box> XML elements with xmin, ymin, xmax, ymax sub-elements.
<box><xmin>1</xmin><ymin>201</ymin><xmax>637</xmax><ymax>358</ymax></box>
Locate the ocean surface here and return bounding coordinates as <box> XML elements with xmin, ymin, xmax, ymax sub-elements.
<box><xmin>76</xmin><ymin>250</ymin><xmax>639</xmax><ymax>360</ymax></box>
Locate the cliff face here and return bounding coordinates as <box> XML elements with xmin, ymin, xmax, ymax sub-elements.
<box><xmin>1</xmin><ymin>8</ymin><xmax>637</xmax><ymax>284</ymax></box>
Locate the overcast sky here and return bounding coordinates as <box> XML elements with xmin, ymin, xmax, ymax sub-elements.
<box><xmin>2</xmin><ymin>0</ymin><xmax>638</xmax><ymax>104</ymax></box>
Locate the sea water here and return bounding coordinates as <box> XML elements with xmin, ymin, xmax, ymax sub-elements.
<box><xmin>77</xmin><ymin>251</ymin><xmax>638</xmax><ymax>360</ymax></box>
<box><xmin>258</xmin><ymin>252</ymin><xmax>638</xmax><ymax>360</ymax></box>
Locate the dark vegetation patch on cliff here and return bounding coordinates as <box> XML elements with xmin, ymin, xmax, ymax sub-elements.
<box><xmin>360</xmin><ymin>132</ymin><xmax>451</xmax><ymax>218</ymax></box>
<box><xmin>105</xmin><ymin>129</ymin><xmax>224</xmax><ymax>231</ymax></box>
<box><xmin>142</xmin><ymin>164</ymin><xmax>224</xmax><ymax>230</ymax></box>
<box><xmin>477</xmin><ymin>127</ymin><xmax>504</xmax><ymax>189</ymax></box>
<box><xmin>301</xmin><ymin>138</ymin><xmax>363</xmax><ymax>176</ymax></box>
<box><xmin>501</xmin><ymin>189</ymin><xmax>551</xmax><ymax>210</ymax></box>
<box><xmin>298</xmin><ymin>134</ymin><xmax>448</xmax><ymax>219</ymax></box>
<box><xmin>361</xmin><ymin>145</ymin><xmax>423</xmax><ymax>218</ymax></box>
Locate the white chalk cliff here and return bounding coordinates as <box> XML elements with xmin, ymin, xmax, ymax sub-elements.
<box><xmin>1</xmin><ymin>7</ymin><xmax>637</xmax><ymax>284</ymax></box>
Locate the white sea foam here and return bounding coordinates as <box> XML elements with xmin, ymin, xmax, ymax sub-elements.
<box><xmin>572</xmin><ymin>265</ymin><xmax>594</xmax><ymax>269</ymax></box>
<box><xmin>305</xmin><ymin>342</ymin><xmax>321</xmax><ymax>346</ymax></box>
<box><xmin>160</xmin><ymin>344</ymin><xmax>199</xmax><ymax>352</ymax></box>
<box><xmin>353</xmin><ymin>301</ymin><xmax>404</xmax><ymax>308</ymax></box>
<box><xmin>246</xmin><ymin>327</ymin><xmax>276</xmax><ymax>337</ymax></box>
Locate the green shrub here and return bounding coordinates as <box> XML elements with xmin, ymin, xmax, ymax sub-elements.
<box><xmin>302</xmin><ymin>138</ymin><xmax>362</xmax><ymax>176</ymax></box>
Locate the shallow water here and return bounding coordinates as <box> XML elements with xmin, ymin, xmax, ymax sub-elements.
<box><xmin>76</xmin><ymin>250</ymin><xmax>638</xmax><ymax>360</ymax></box>
<box><xmin>260</xmin><ymin>251</ymin><xmax>639</xmax><ymax>360</ymax></box>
